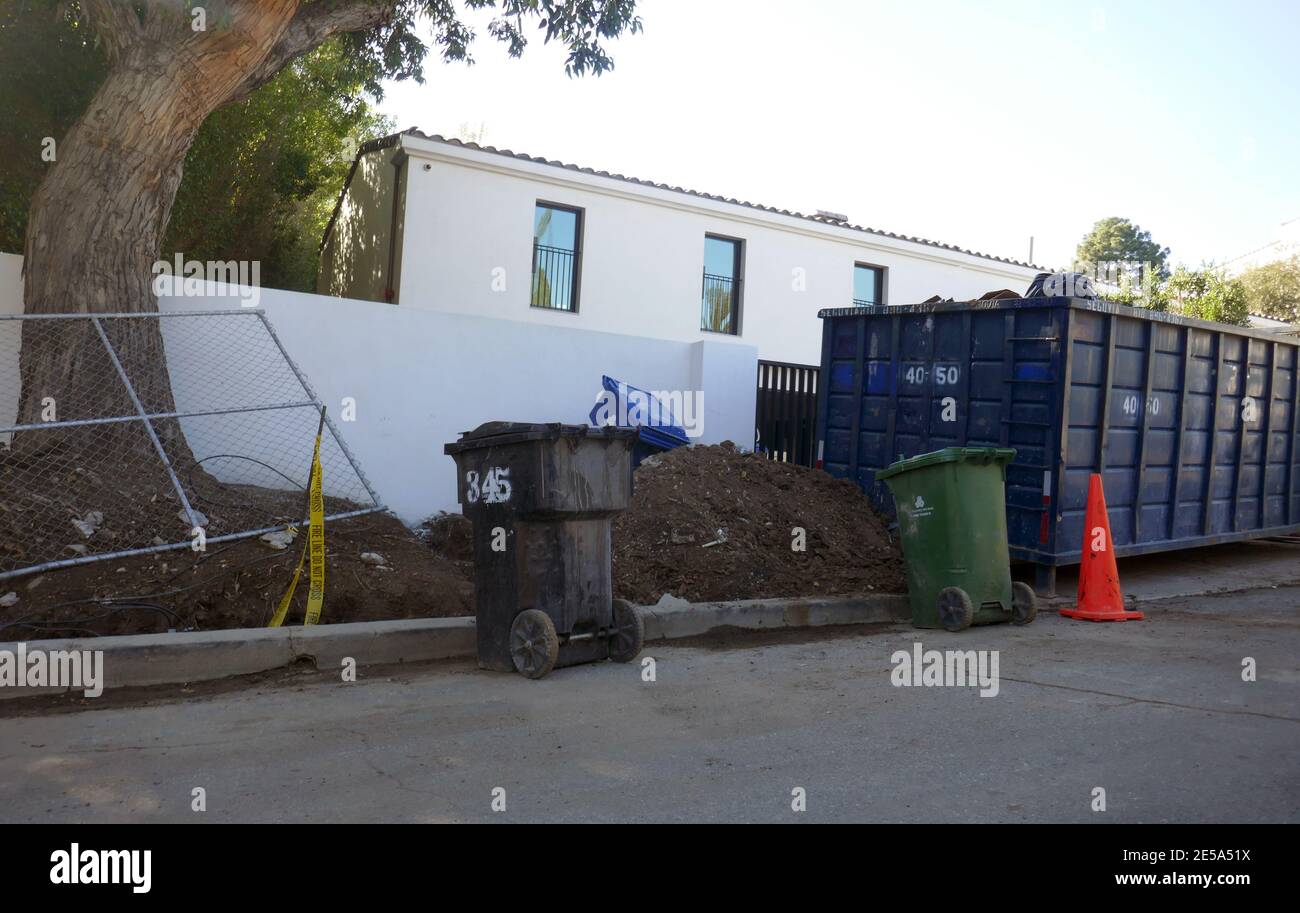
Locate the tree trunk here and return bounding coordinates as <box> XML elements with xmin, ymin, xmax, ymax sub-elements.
<box><xmin>15</xmin><ymin>1</ymin><xmax>301</xmax><ymax>458</ymax></box>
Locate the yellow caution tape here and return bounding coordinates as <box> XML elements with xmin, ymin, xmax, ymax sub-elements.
<box><xmin>303</xmin><ymin>438</ymin><xmax>325</xmax><ymax>626</ymax></box>
<box><xmin>268</xmin><ymin>433</ymin><xmax>325</xmax><ymax>627</ymax></box>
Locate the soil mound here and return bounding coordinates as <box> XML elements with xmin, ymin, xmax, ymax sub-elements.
<box><xmin>611</xmin><ymin>443</ymin><xmax>905</xmax><ymax>604</ymax></box>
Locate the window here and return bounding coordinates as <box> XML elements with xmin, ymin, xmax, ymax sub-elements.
<box><xmin>853</xmin><ymin>263</ymin><xmax>884</xmax><ymax>306</ymax></box>
<box><xmin>532</xmin><ymin>203</ymin><xmax>582</xmax><ymax>311</ymax></box>
<box><xmin>701</xmin><ymin>235</ymin><xmax>743</xmax><ymax>334</ymax></box>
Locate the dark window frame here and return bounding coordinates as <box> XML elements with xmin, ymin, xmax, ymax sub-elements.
<box><xmin>531</xmin><ymin>200</ymin><xmax>584</xmax><ymax>314</ymax></box>
<box><xmin>701</xmin><ymin>232</ymin><xmax>744</xmax><ymax>335</ymax></box>
<box><xmin>852</xmin><ymin>261</ymin><xmax>886</xmax><ymax>307</ymax></box>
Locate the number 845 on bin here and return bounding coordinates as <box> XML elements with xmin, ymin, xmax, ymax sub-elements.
<box><xmin>465</xmin><ymin>466</ymin><xmax>513</xmax><ymax>504</ymax></box>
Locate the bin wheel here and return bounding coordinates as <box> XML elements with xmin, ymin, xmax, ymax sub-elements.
<box><xmin>1011</xmin><ymin>581</ymin><xmax>1038</xmax><ymax>626</ymax></box>
<box><xmin>937</xmin><ymin>587</ymin><xmax>974</xmax><ymax>632</ymax></box>
<box><xmin>608</xmin><ymin>598</ymin><xmax>645</xmax><ymax>663</ymax></box>
<box><xmin>510</xmin><ymin>609</ymin><xmax>559</xmax><ymax>679</ymax></box>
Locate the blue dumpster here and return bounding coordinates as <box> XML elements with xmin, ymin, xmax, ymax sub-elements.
<box><xmin>816</xmin><ymin>296</ymin><xmax>1300</xmax><ymax>594</ymax></box>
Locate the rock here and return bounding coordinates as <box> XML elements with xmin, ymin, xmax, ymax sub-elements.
<box><xmin>260</xmin><ymin>529</ymin><xmax>297</xmax><ymax>550</ymax></box>
<box><xmin>25</xmin><ymin>576</ymin><xmax>44</xmax><ymax>592</ymax></box>
<box><xmin>65</xmin><ymin>544</ymin><xmax>89</xmax><ymax>556</ymax></box>
<box><xmin>180</xmin><ymin>508</ymin><xmax>209</xmax><ymax>528</ymax></box>
<box><xmin>0</xmin><ymin>592</ymin><xmax>17</xmax><ymax>608</ymax></box>
<box><xmin>151</xmin><ymin>537</ymin><xmax>167</xmax><ymax>547</ymax></box>
<box><xmin>71</xmin><ymin>511</ymin><xmax>104</xmax><ymax>538</ymax></box>
<box><xmin>360</xmin><ymin>552</ymin><xmax>387</xmax><ymax>566</ymax></box>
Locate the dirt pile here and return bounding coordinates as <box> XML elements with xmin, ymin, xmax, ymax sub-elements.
<box><xmin>0</xmin><ymin>512</ymin><xmax>472</xmax><ymax>639</ymax></box>
<box><xmin>2</xmin><ymin>445</ymin><xmax>906</xmax><ymax>638</ymax></box>
<box><xmin>611</xmin><ymin>443</ymin><xmax>905</xmax><ymax>603</ymax></box>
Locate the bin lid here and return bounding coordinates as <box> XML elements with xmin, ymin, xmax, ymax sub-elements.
<box><xmin>444</xmin><ymin>421</ymin><xmax>637</xmax><ymax>455</ymax></box>
<box><xmin>874</xmin><ymin>446</ymin><xmax>1016</xmax><ymax>481</ymax></box>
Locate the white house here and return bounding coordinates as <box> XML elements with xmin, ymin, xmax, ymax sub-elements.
<box><xmin>318</xmin><ymin>129</ymin><xmax>1043</xmax><ymax>367</ymax></box>
<box><xmin>1</xmin><ymin>136</ymin><xmax>1046</xmax><ymax>522</ymax></box>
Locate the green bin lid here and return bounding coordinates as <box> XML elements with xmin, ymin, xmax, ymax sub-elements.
<box><xmin>874</xmin><ymin>446</ymin><xmax>1016</xmax><ymax>481</ymax></box>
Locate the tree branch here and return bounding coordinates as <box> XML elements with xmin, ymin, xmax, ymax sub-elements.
<box><xmin>77</xmin><ymin>0</ymin><xmax>146</xmax><ymax>64</ymax></box>
<box><xmin>225</xmin><ymin>0</ymin><xmax>400</xmax><ymax>105</ymax></box>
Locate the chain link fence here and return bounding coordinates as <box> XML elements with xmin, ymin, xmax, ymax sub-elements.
<box><xmin>0</xmin><ymin>311</ymin><xmax>383</xmax><ymax>582</ymax></box>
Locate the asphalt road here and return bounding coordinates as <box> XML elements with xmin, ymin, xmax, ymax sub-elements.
<box><xmin>1</xmin><ymin>585</ymin><xmax>1297</xmax><ymax>823</ymax></box>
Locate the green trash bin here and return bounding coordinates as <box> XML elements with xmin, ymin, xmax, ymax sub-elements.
<box><xmin>876</xmin><ymin>447</ymin><xmax>1037</xmax><ymax>632</ymax></box>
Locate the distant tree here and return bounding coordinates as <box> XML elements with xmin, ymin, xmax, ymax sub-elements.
<box><xmin>1100</xmin><ymin>270</ymin><xmax>1170</xmax><ymax>312</ymax></box>
<box><xmin>1239</xmin><ymin>255</ymin><xmax>1300</xmax><ymax>323</ymax></box>
<box><xmin>1166</xmin><ymin>266</ymin><xmax>1249</xmax><ymax>327</ymax></box>
<box><xmin>1075</xmin><ymin>217</ymin><xmax>1171</xmax><ymax>281</ymax></box>
<box><xmin>1102</xmin><ymin>262</ymin><xmax>1250</xmax><ymax>327</ymax></box>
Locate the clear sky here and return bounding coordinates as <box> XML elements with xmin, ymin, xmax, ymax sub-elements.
<box><xmin>378</xmin><ymin>0</ymin><xmax>1299</xmax><ymax>271</ymax></box>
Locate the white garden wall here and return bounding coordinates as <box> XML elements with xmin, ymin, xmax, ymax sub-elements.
<box><xmin>2</xmin><ymin>259</ymin><xmax>757</xmax><ymax>523</ymax></box>
<box><xmin>156</xmin><ymin>284</ymin><xmax>756</xmax><ymax>523</ymax></box>
<box><xmin>0</xmin><ymin>253</ymin><xmax>24</xmax><ymax>447</ymax></box>
<box><xmin>0</xmin><ymin>253</ymin><xmax>22</xmax><ymax>315</ymax></box>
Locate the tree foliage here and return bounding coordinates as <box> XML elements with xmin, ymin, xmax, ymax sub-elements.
<box><xmin>2</xmin><ymin>0</ymin><xmax>642</xmax><ymax>288</ymax></box>
<box><xmin>1075</xmin><ymin>216</ymin><xmax>1171</xmax><ymax>280</ymax></box>
<box><xmin>0</xmin><ymin>2</ymin><xmax>392</xmax><ymax>289</ymax></box>
<box><xmin>165</xmin><ymin>41</ymin><xmax>393</xmax><ymax>290</ymax></box>
<box><xmin>0</xmin><ymin>2</ymin><xmax>106</xmax><ymax>254</ymax></box>
<box><xmin>1165</xmin><ymin>266</ymin><xmax>1249</xmax><ymax>326</ymax></box>
<box><xmin>1238</xmin><ymin>255</ymin><xmax>1300</xmax><ymax>323</ymax></box>
<box><xmin>1102</xmin><ymin>264</ymin><xmax>1250</xmax><ymax>327</ymax></box>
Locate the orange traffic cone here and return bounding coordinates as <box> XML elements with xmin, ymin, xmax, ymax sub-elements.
<box><xmin>1060</xmin><ymin>474</ymin><xmax>1144</xmax><ymax>622</ymax></box>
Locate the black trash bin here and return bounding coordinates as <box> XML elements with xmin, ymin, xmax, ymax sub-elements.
<box><xmin>444</xmin><ymin>422</ymin><xmax>644</xmax><ymax>679</ymax></box>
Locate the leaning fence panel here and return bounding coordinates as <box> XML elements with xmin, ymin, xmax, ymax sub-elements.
<box><xmin>0</xmin><ymin>311</ymin><xmax>384</xmax><ymax>582</ymax></box>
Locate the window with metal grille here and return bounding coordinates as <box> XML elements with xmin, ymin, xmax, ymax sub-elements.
<box><xmin>853</xmin><ymin>262</ymin><xmax>885</xmax><ymax>306</ymax></box>
<box><xmin>531</xmin><ymin>203</ymin><xmax>582</xmax><ymax>312</ymax></box>
<box><xmin>702</xmin><ymin>234</ymin><xmax>743</xmax><ymax>334</ymax></box>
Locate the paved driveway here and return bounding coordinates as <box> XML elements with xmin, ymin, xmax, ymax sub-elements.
<box><xmin>1</xmin><ymin>586</ymin><xmax>1297</xmax><ymax>823</ymax></box>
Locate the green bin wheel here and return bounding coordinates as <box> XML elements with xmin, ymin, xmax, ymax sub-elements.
<box><xmin>1011</xmin><ymin>581</ymin><xmax>1038</xmax><ymax>626</ymax></box>
<box><xmin>510</xmin><ymin>609</ymin><xmax>559</xmax><ymax>679</ymax></box>
<box><xmin>937</xmin><ymin>587</ymin><xmax>974</xmax><ymax>632</ymax></box>
<box><xmin>608</xmin><ymin>598</ymin><xmax>645</xmax><ymax>663</ymax></box>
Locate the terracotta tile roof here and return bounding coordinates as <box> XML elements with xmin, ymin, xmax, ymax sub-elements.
<box><xmin>324</xmin><ymin>128</ymin><xmax>1046</xmax><ymax>271</ymax></box>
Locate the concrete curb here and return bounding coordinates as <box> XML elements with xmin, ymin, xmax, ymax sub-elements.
<box><xmin>643</xmin><ymin>593</ymin><xmax>910</xmax><ymax>640</ymax></box>
<box><xmin>0</xmin><ymin>593</ymin><xmax>907</xmax><ymax>699</ymax></box>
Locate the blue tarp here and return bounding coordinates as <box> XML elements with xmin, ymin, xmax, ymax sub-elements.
<box><xmin>588</xmin><ymin>375</ymin><xmax>690</xmax><ymax>451</ymax></box>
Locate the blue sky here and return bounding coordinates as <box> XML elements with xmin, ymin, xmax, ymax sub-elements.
<box><xmin>379</xmin><ymin>0</ymin><xmax>1299</xmax><ymax>271</ymax></box>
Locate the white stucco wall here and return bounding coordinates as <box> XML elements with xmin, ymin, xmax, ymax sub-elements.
<box><xmin>0</xmin><ymin>253</ymin><xmax>24</xmax><ymax>446</ymax></box>
<box><xmin>0</xmin><ymin>252</ymin><xmax>22</xmax><ymax>315</ymax></box>
<box><xmin>332</xmin><ymin>136</ymin><xmax>1041</xmax><ymax>366</ymax></box>
<box><xmin>1</xmin><ymin>259</ymin><xmax>756</xmax><ymax>520</ymax></box>
<box><xmin>157</xmin><ymin>285</ymin><xmax>756</xmax><ymax>522</ymax></box>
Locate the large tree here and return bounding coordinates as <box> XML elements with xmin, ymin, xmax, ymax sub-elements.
<box><xmin>1239</xmin><ymin>255</ymin><xmax>1300</xmax><ymax>323</ymax></box>
<box><xmin>1075</xmin><ymin>216</ymin><xmax>1171</xmax><ymax>281</ymax></box>
<box><xmin>12</xmin><ymin>0</ymin><xmax>640</xmax><ymax>446</ymax></box>
<box><xmin>1</xmin><ymin>4</ymin><xmax>393</xmax><ymax>290</ymax></box>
